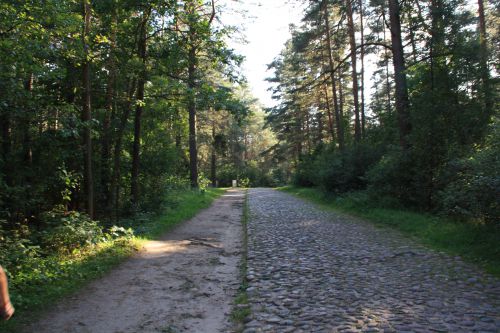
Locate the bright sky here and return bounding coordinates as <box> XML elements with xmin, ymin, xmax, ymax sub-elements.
<box><xmin>220</xmin><ymin>1</ymin><xmax>306</xmax><ymax>108</ymax></box>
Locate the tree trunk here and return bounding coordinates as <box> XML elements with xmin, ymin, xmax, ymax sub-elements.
<box><xmin>382</xmin><ymin>15</ymin><xmax>392</xmax><ymax>113</ymax></box>
<box><xmin>23</xmin><ymin>74</ymin><xmax>33</xmax><ymax>167</ymax></box>
<box><xmin>388</xmin><ymin>0</ymin><xmax>411</xmax><ymax>149</ymax></box>
<box><xmin>477</xmin><ymin>0</ymin><xmax>491</xmax><ymax>115</ymax></box>
<box><xmin>187</xmin><ymin>38</ymin><xmax>199</xmax><ymax>188</ymax></box>
<box><xmin>345</xmin><ymin>0</ymin><xmax>361</xmax><ymax>143</ymax></box>
<box><xmin>338</xmin><ymin>73</ymin><xmax>345</xmax><ymax>127</ymax></box>
<box><xmin>211</xmin><ymin>122</ymin><xmax>216</xmax><ymax>187</ymax></box>
<box><xmin>359</xmin><ymin>0</ymin><xmax>366</xmax><ymax>138</ymax></box>
<box><xmin>323</xmin><ymin>84</ymin><xmax>335</xmax><ymax>142</ymax></box>
<box><xmin>111</xmin><ymin>79</ymin><xmax>136</xmax><ymax>219</ymax></box>
<box><xmin>131</xmin><ymin>10</ymin><xmax>149</xmax><ymax>204</ymax></box>
<box><xmin>322</xmin><ymin>0</ymin><xmax>345</xmax><ymax>150</ymax></box>
<box><xmin>316</xmin><ymin>108</ymin><xmax>324</xmax><ymax>144</ymax></box>
<box><xmin>1</xmin><ymin>111</ymin><xmax>11</xmax><ymax>186</ymax></box>
<box><xmin>82</xmin><ymin>0</ymin><xmax>94</xmax><ymax>218</ymax></box>
<box><xmin>101</xmin><ymin>10</ymin><xmax>117</xmax><ymax>211</ymax></box>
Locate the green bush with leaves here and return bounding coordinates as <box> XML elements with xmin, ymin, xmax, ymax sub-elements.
<box><xmin>294</xmin><ymin>144</ymin><xmax>383</xmax><ymax>193</ymax></box>
<box><xmin>437</xmin><ymin>120</ymin><xmax>500</xmax><ymax>224</ymax></box>
<box><xmin>0</xmin><ymin>220</ymin><xmax>39</xmax><ymax>272</ymax></box>
<box><xmin>40</xmin><ymin>207</ymin><xmax>104</xmax><ymax>254</ymax></box>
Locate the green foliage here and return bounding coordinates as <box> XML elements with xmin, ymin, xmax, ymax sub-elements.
<box><xmin>40</xmin><ymin>208</ymin><xmax>104</xmax><ymax>254</ymax></box>
<box><xmin>164</xmin><ymin>176</ymin><xmax>191</xmax><ymax>191</ymax></box>
<box><xmin>264</xmin><ymin>0</ymin><xmax>498</xmax><ymax>236</ymax></box>
<box><xmin>56</xmin><ymin>167</ymin><xmax>81</xmax><ymax>206</ymax></box>
<box><xmin>238</xmin><ymin>177</ymin><xmax>250</xmax><ymax>188</ymax></box>
<box><xmin>437</xmin><ymin>121</ymin><xmax>500</xmax><ymax>223</ymax></box>
<box><xmin>0</xmin><ymin>220</ymin><xmax>38</xmax><ymax>274</ymax></box>
<box><xmin>198</xmin><ymin>174</ymin><xmax>211</xmax><ymax>191</ymax></box>
<box><xmin>294</xmin><ymin>144</ymin><xmax>384</xmax><ymax>193</ymax></box>
<box><xmin>365</xmin><ymin>147</ymin><xmax>416</xmax><ymax>207</ymax></box>
<box><xmin>0</xmin><ymin>188</ymin><xmax>224</xmax><ymax>332</ymax></box>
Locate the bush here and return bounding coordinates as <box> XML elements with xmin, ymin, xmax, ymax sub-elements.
<box><xmin>294</xmin><ymin>144</ymin><xmax>383</xmax><ymax>193</ymax></box>
<box><xmin>239</xmin><ymin>177</ymin><xmax>250</xmax><ymax>188</ymax></box>
<box><xmin>366</xmin><ymin>147</ymin><xmax>417</xmax><ymax>207</ymax></box>
<box><xmin>40</xmin><ymin>207</ymin><xmax>103</xmax><ymax>253</ymax></box>
<box><xmin>437</xmin><ymin>122</ymin><xmax>500</xmax><ymax>223</ymax></box>
<box><xmin>0</xmin><ymin>219</ymin><xmax>39</xmax><ymax>272</ymax></box>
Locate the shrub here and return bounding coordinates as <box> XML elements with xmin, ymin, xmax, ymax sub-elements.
<box><xmin>0</xmin><ymin>219</ymin><xmax>39</xmax><ymax>272</ymax></box>
<box><xmin>40</xmin><ymin>207</ymin><xmax>103</xmax><ymax>253</ymax></box>
<box><xmin>239</xmin><ymin>177</ymin><xmax>250</xmax><ymax>188</ymax></box>
<box><xmin>366</xmin><ymin>147</ymin><xmax>416</xmax><ymax>207</ymax></box>
<box><xmin>294</xmin><ymin>144</ymin><xmax>383</xmax><ymax>193</ymax></box>
<box><xmin>436</xmin><ymin>122</ymin><xmax>500</xmax><ymax>223</ymax></box>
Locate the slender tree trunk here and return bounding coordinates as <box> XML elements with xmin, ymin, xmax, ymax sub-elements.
<box><xmin>82</xmin><ymin>0</ymin><xmax>94</xmax><ymax>218</ymax></box>
<box><xmin>211</xmin><ymin>122</ymin><xmax>216</xmax><ymax>187</ymax></box>
<box><xmin>323</xmin><ymin>0</ymin><xmax>344</xmax><ymax>150</ymax></box>
<box><xmin>317</xmin><ymin>109</ymin><xmax>324</xmax><ymax>144</ymax></box>
<box><xmin>338</xmin><ymin>73</ymin><xmax>345</xmax><ymax>124</ymax></box>
<box><xmin>174</xmin><ymin>109</ymin><xmax>182</xmax><ymax>149</ymax></box>
<box><xmin>382</xmin><ymin>16</ymin><xmax>392</xmax><ymax>113</ymax></box>
<box><xmin>187</xmin><ymin>38</ymin><xmax>199</xmax><ymax>188</ymax></box>
<box><xmin>429</xmin><ymin>0</ymin><xmax>446</xmax><ymax>91</ymax></box>
<box><xmin>477</xmin><ymin>0</ymin><xmax>491</xmax><ymax>114</ymax></box>
<box><xmin>111</xmin><ymin>79</ymin><xmax>136</xmax><ymax>219</ymax></box>
<box><xmin>131</xmin><ymin>10</ymin><xmax>149</xmax><ymax>204</ymax></box>
<box><xmin>305</xmin><ymin>110</ymin><xmax>312</xmax><ymax>153</ymax></box>
<box><xmin>323</xmin><ymin>84</ymin><xmax>335</xmax><ymax>142</ymax></box>
<box><xmin>407</xmin><ymin>11</ymin><xmax>419</xmax><ymax>63</ymax></box>
<box><xmin>345</xmin><ymin>0</ymin><xmax>361</xmax><ymax>142</ymax></box>
<box><xmin>23</xmin><ymin>74</ymin><xmax>33</xmax><ymax>167</ymax></box>
<box><xmin>359</xmin><ymin>0</ymin><xmax>366</xmax><ymax>138</ymax></box>
<box><xmin>101</xmin><ymin>10</ymin><xmax>117</xmax><ymax>211</ymax></box>
<box><xmin>388</xmin><ymin>0</ymin><xmax>411</xmax><ymax>149</ymax></box>
<box><xmin>1</xmin><ymin>111</ymin><xmax>12</xmax><ymax>186</ymax></box>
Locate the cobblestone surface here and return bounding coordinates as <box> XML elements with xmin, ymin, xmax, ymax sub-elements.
<box><xmin>244</xmin><ymin>188</ymin><xmax>500</xmax><ymax>333</ymax></box>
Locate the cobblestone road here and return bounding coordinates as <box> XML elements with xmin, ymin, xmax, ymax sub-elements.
<box><xmin>243</xmin><ymin>188</ymin><xmax>500</xmax><ymax>333</ymax></box>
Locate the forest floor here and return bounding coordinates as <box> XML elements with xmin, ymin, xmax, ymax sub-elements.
<box><xmin>244</xmin><ymin>188</ymin><xmax>500</xmax><ymax>332</ymax></box>
<box><xmin>21</xmin><ymin>189</ymin><xmax>245</xmax><ymax>333</ymax></box>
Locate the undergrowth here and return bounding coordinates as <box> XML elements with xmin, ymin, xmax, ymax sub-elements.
<box><xmin>0</xmin><ymin>188</ymin><xmax>225</xmax><ymax>333</ymax></box>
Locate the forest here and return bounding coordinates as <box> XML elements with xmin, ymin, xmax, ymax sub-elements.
<box><xmin>267</xmin><ymin>0</ymin><xmax>498</xmax><ymax>223</ymax></box>
<box><xmin>0</xmin><ymin>0</ymin><xmax>279</xmax><ymax>322</ymax></box>
<box><xmin>0</xmin><ymin>0</ymin><xmax>498</xmax><ymax>329</ymax></box>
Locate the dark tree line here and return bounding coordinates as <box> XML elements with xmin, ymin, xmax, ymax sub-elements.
<box><xmin>266</xmin><ymin>0</ymin><xmax>498</xmax><ymax>222</ymax></box>
<box><xmin>0</xmin><ymin>0</ymin><xmax>256</xmax><ymax>231</ymax></box>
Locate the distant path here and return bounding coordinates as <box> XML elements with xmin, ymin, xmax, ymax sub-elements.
<box><xmin>244</xmin><ymin>188</ymin><xmax>500</xmax><ymax>332</ymax></box>
<box><xmin>24</xmin><ymin>189</ymin><xmax>244</xmax><ymax>333</ymax></box>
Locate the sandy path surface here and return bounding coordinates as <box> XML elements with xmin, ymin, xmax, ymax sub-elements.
<box><xmin>24</xmin><ymin>189</ymin><xmax>244</xmax><ymax>333</ymax></box>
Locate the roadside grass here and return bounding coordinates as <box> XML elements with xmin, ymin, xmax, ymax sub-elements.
<box><xmin>0</xmin><ymin>188</ymin><xmax>225</xmax><ymax>333</ymax></box>
<box><xmin>230</xmin><ymin>190</ymin><xmax>251</xmax><ymax>332</ymax></box>
<box><xmin>279</xmin><ymin>186</ymin><xmax>500</xmax><ymax>277</ymax></box>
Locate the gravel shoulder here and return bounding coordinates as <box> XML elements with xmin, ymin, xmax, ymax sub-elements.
<box><xmin>244</xmin><ymin>188</ymin><xmax>500</xmax><ymax>333</ymax></box>
<box><xmin>23</xmin><ymin>189</ymin><xmax>245</xmax><ymax>333</ymax></box>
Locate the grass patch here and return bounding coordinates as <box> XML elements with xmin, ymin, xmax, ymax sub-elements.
<box><xmin>135</xmin><ymin>188</ymin><xmax>226</xmax><ymax>240</ymax></box>
<box><xmin>279</xmin><ymin>186</ymin><xmax>500</xmax><ymax>277</ymax></box>
<box><xmin>230</xmin><ymin>190</ymin><xmax>251</xmax><ymax>331</ymax></box>
<box><xmin>0</xmin><ymin>188</ymin><xmax>225</xmax><ymax>333</ymax></box>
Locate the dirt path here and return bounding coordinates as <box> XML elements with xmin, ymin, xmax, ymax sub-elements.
<box><xmin>24</xmin><ymin>189</ymin><xmax>244</xmax><ymax>333</ymax></box>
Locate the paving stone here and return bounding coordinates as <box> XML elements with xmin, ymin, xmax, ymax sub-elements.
<box><xmin>243</xmin><ymin>189</ymin><xmax>500</xmax><ymax>332</ymax></box>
